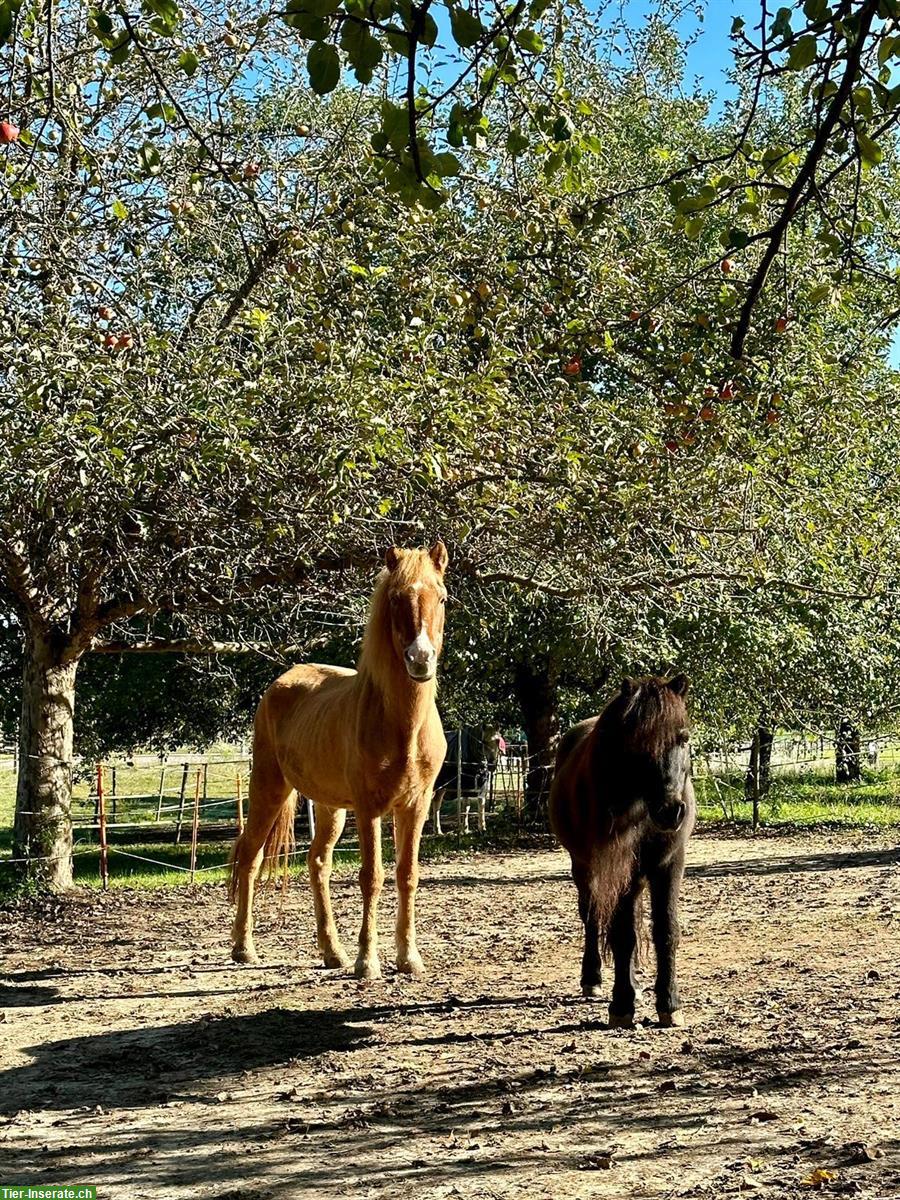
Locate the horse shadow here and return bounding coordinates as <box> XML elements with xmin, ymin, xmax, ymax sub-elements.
<box><xmin>0</xmin><ymin>1006</ymin><xmax>377</xmax><ymax>1114</ymax></box>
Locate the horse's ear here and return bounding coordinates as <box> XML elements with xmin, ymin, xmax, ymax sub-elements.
<box><xmin>385</xmin><ymin>546</ymin><xmax>403</xmax><ymax>572</ymax></box>
<box><xmin>668</xmin><ymin>673</ymin><xmax>689</xmax><ymax>696</ymax></box>
<box><xmin>621</xmin><ymin>676</ymin><xmax>635</xmax><ymax>696</ymax></box>
<box><xmin>429</xmin><ymin>540</ymin><xmax>449</xmax><ymax>574</ymax></box>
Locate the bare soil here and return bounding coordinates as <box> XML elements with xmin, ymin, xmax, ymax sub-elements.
<box><xmin>1</xmin><ymin>831</ymin><xmax>899</xmax><ymax>1199</ymax></box>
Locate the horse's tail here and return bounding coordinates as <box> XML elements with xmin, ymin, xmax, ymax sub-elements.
<box><xmin>228</xmin><ymin>790</ymin><xmax>297</xmax><ymax>901</ymax></box>
<box><xmin>587</xmin><ymin>835</ymin><xmax>644</xmax><ymax>962</ymax></box>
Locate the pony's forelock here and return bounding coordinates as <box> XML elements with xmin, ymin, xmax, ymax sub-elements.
<box><xmin>605</xmin><ymin>677</ymin><xmax>689</xmax><ymax>758</ymax></box>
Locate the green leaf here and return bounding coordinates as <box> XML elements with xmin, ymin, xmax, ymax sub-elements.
<box><xmin>515</xmin><ymin>28</ymin><xmax>545</xmax><ymax>53</ymax></box>
<box><xmin>432</xmin><ymin>152</ymin><xmax>461</xmax><ymax>177</ymax></box>
<box><xmin>307</xmin><ymin>42</ymin><xmax>341</xmax><ymax>94</ymax></box>
<box><xmin>138</xmin><ymin>143</ymin><xmax>161</xmax><ymax>175</ymax></box>
<box><xmin>111</xmin><ymin>198</ymin><xmax>128</xmax><ymax>220</ymax></box>
<box><xmin>506</xmin><ymin>129</ymin><xmax>529</xmax><ymax>156</ymax></box>
<box><xmin>450</xmin><ymin>7</ymin><xmax>484</xmax><ymax>49</ymax></box>
<box><xmin>856</xmin><ymin>130</ymin><xmax>883</xmax><ymax>165</ymax></box>
<box><xmin>141</xmin><ymin>0</ymin><xmax>181</xmax><ymax>35</ymax></box>
<box><xmin>146</xmin><ymin>101</ymin><xmax>177</xmax><ymax>124</ymax></box>
<box><xmin>0</xmin><ymin>0</ymin><xmax>22</xmax><ymax>45</ymax></box>
<box><xmin>552</xmin><ymin>114</ymin><xmax>574</xmax><ymax>142</ymax></box>
<box><xmin>786</xmin><ymin>35</ymin><xmax>817</xmax><ymax>71</ymax></box>
<box><xmin>178</xmin><ymin>49</ymin><xmax>199</xmax><ymax>76</ymax></box>
<box><xmin>771</xmin><ymin>6</ymin><xmax>793</xmax><ymax>38</ymax></box>
<box><xmin>340</xmin><ymin>19</ymin><xmax>383</xmax><ymax>83</ymax></box>
<box><xmin>726</xmin><ymin>227</ymin><xmax>751</xmax><ymax>249</ymax></box>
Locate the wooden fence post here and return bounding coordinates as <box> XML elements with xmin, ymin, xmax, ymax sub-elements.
<box><xmin>156</xmin><ymin>765</ymin><xmax>167</xmax><ymax>821</ymax></box>
<box><xmin>97</xmin><ymin>762</ymin><xmax>109</xmax><ymax>891</ymax></box>
<box><xmin>189</xmin><ymin>766</ymin><xmax>202</xmax><ymax>883</ymax></box>
<box><xmin>175</xmin><ymin>762</ymin><xmax>189</xmax><ymax>844</ymax></box>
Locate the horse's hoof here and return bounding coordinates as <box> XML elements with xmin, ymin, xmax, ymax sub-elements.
<box><xmin>231</xmin><ymin>945</ymin><xmax>260</xmax><ymax>965</ymax></box>
<box><xmin>657</xmin><ymin>1009</ymin><xmax>685</xmax><ymax>1028</ymax></box>
<box><xmin>396</xmin><ymin>954</ymin><xmax>426</xmax><ymax>977</ymax></box>
<box><xmin>354</xmin><ymin>957</ymin><xmax>382</xmax><ymax>981</ymax></box>
<box><xmin>322</xmin><ymin>949</ymin><xmax>351</xmax><ymax>970</ymax></box>
<box><xmin>581</xmin><ymin>983</ymin><xmax>603</xmax><ymax>999</ymax></box>
<box><xmin>608</xmin><ymin>1010</ymin><xmax>635</xmax><ymax>1029</ymax></box>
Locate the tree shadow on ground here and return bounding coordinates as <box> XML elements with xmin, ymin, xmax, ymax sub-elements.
<box><xmin>4</xmin><ymin>1008</ymin><xmax>896</xmax><ymax>1197</ymax></box>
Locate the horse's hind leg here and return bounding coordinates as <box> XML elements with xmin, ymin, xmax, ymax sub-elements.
<box><xmin>608</xmin><ymin>884</ymin><xmax>641</xmax><ymax>1028</ymax></box>
<box><xmin>308</xmin><ymin>803</ymin><xmax>349</xmax><ymax>969</ymax></box>
<box><xmin>231</xmin><ymin>758</ymin><xmax>291</xmax><ymax>964</ymax></box>
<box><xmin>572</xmin><ymin>860</ymin><xmax>602</xmax><ymax>998</ymax></box>
<box><xmin>648</xmin><ymin>852</ymin><xmax>686</xmax><ymax>1026</ymax></box>
<box><xmin>431</xmin><ymin>786</ymin><xmax>446</xmax><ymax>836</ymax></box>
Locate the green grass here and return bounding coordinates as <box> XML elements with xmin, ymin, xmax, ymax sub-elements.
<box><xmin>2</xmin><ymin>754</ymin><xmax>899</xmax><ymax>894</ymax></box>
<box><xmin>695</xmin><ymin>769</ymin><xmax>900</xmax><ymax>828</ymax></box>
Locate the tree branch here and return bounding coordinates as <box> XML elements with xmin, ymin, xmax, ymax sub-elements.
<box><xmin>730</xmin><ymin>0</ymin><xmax>880</xmax><ymax>359</ymax></box>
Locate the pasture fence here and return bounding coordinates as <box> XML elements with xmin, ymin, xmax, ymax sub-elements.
<box><xmin>1</xmin><ymin>729</ymin><xmax>899</xmax><ymax>884</ymax></box>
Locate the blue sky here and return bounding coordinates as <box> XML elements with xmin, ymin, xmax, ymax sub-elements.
<box><xmin>611</xmin><ymin>0</ymin><xmax>761</xmax><ymax>99</ymax></box>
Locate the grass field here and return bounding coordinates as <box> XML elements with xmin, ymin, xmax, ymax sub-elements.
<box><xmin>2</xmin><ymin>753</ymin><xmax>899</xmax><ymax>892</ymax></box>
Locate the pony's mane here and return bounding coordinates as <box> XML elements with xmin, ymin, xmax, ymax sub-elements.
<box><xmin>596</xmin><ymin>676</ymin><xmax>688</xmax><ymax>757</ymax></box>
<box><xmin>357</xmin><ymin>549</ymin><xmax>442</xmax><ymax>688</ymax></box>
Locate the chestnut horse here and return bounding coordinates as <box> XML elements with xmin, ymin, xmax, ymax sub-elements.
<box><xmin>550</xmin><ymin>675</ymin><xmax>695</xmax><ymax>1027</ymax></box>
<box><xmin>229</xmin><ymin>543</ymin><xmax>449</xmax><ymax>979</ymax></box>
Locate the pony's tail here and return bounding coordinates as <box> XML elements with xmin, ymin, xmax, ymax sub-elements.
<box><xmin>227</xmin><ymin>791</ymin><xmax>297</xmax><ymax>902</ymax></box>
<box><xmin>587</xmin><ymin>835</ymin><xmax>643</xmax><ymax>962</ymax></box>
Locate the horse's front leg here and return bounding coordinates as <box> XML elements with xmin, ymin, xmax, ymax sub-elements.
<box><xmin>608</xmin><ymin>884</ymin><xmax>641</xmax><ymax>1028</ymax></box>
<box><xmin>572</xmin><ymin>860</ymin><xmax>602</xmax><ymax>998</ymax></box>
<box><xmin>393</xmin><ymin>796</ymin><xmax>429</xmax><ymax>975</ymax></box>
<box><xmin>354</xmin><ymin>813</ymin><xmax>384</xmax><ymax>980</ymax></box>
<box><xmin>648</xmin><ymin>851</ymin><xmax>686</xmax><ymax>1026</ymax></box>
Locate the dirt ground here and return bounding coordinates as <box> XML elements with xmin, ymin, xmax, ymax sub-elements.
<box><xmin>1</xmin><ymin>831</ymin><xmax>898</xmax><ymax>1200</ymax></box>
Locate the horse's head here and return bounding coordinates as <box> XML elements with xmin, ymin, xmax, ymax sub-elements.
<box><xmin>383</xmin><ymin>542</ymin><xmax>449</xmax><ymax>682</ymax></box>
<box><xmin>618</xmin><ymin>674</ymin><xmax>691</xmax><ymax>832</ymax></box>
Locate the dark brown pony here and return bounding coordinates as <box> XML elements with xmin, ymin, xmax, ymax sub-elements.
<box><xmin>549</xmin><ymin>675</ymin><xmax>695</xmax><ymax>1028</ymax></box>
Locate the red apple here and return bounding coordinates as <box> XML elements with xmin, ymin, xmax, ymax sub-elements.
<box><xmin>664</xmin><ymin>439</ymin><xmax>679</xmax><ymax>453</ymax></box>
<box><xmin>699</xmin><ymin>405</ymin><xmax>716</xmax><ymax>421</ymax></box>
<box><xmin>103</xmin><ymin>333</ymin><xmax>118</xmax><ymax>349</ymax></box>
<box><xmin>703</xmin><ymin>385</ymin><xmax>717</xmax><ymax>399</ymax></box>
<box><xmin>98</xmin><ymin>306</ymin><xmax>113</xmax><ymax>321</ymax></box>
<box><xmin>765</xmin><ymin>409</ymin><xmax>779</xmax><ymax>425</ymax></box>
<box><xmin>243</xmin><ymin>162</ymin><xmax>261</xmax><ymax>179</ymax></box>
<box><xmin>628</xmin><ymin>308</ymin><xmax>641</xmax><ymax>322</ymax></box>
<box><xmin>118</xmin><ymin>331</ymin><xmax>134</xmax><ymax>350</ymax></box>
<box><xmin>563</xmin><ymin>357</ymin><xmax>581</xmax><ymax>376</ymax></box>
<box><xmin>775</xmin><ymin>315</ymin><xmax>788</xmax><ymax>333</ymax></box>
<box><xmin>719</xmin><ymin>381</ymin><xmax>735</xmax><ymax>400</ymax></box>
<box><xmin>720</xmin><ymin>258</ymin><xmax>734</xmax><ymax>274</ymax></box>
<box><xmin>0</xmin><ymin>121</ymin><xmax>19</xmax><ymax>145</ymax></box>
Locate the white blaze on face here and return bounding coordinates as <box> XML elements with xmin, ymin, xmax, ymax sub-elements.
<box><xmin>404</xmin><ymin>626</ymin><xmax>436</xmax><ymax>679</ymax></box>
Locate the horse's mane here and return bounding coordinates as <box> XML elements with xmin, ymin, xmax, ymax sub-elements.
<box><xmin>356</xmin><ymin>550</ymin><xmax>441</xmax><ymax>690</ymax></box>
<box><xmin>595</xmin><ymin>676</ymin><xmax>688</xmax><ymax>758</ymax></box>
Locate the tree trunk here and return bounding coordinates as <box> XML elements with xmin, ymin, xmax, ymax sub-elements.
<box><xmin>12</xmin><ymin>629</ymin><xmax>81</xmax><ymax>892</ymax></box>
<box><xmin>745</xmin><ymin>722</ymin><xmax>773</xmax><ymax>830</ymax></box>
<box><xmin>513</xmin><ymin>658</ymin><xmax>559</xmax><ymax>824</ymax></box>
<box><xmin>835</xmin><ymin>716</ymin><xmax>861</xmax><ymax>784</ymax></box>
